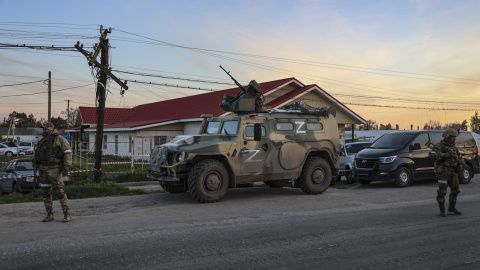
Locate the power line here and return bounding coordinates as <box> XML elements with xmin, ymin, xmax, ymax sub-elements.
<box><xmin>0</xmin><ymin>79</ymin><xmax>45</xmax><ymax>87</ymax></box>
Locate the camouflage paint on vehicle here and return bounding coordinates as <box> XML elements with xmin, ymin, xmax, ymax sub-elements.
<box><xmin>148</xmin><ymin>76</ymin><xmax>340</xmax><ymax>203</ymax></box>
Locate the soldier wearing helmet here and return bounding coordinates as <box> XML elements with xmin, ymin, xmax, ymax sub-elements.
<box><xmin>431</xmin><ymin>129</ymin><xmax>465</xmax><ymax>217</ymax></box>
<box><xmin>34</xmin><ymin>122</ymin><xmax>73</xmax><ymax>222</ymax></box>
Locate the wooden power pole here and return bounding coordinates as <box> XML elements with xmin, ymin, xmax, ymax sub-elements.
<box><xmin>75</xmin><ymin>26</ymin><xmax>128</xmax><ymax>182</ymax></box>
<box><xmin>65</xmin><ymin>99</ymin><xmax>72</xmax><ymax>129</ymax></box>
<box><xmin>48</xmin><ymin>71</ymin><xmax>51</xmax><ymax>122</ymax></box>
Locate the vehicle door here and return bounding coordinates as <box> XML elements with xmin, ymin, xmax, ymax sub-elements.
<box><xmin>240</xmin><ymin>121</ymin><xmax>270</xmax><ymax>174</ymax></box>
<box><xmin>409</xmin><ymin>133</ymin><xmax>433</xmax><ymax>178</ymax></box>
<box><xmin>0</xmin><ymin>161</ymin><xmax>15</xmax><ymax>192</ymax></box>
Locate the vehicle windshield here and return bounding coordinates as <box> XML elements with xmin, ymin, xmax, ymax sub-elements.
<box><xmin>345</xmin><ymin>143</ymin><xmax>371</xmax><ymax>154</ymax></box>
<box><xmin>370</xmin><ymin>134</ymin><xmax>413</xmax><ymax>149</ymax></box>
<box><xmin>203</xmin><ymin>120</ymin><xmax>238</xmax><ymax>135</ymax></box>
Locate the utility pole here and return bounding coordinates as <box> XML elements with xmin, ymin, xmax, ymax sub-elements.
<box><xmin>48</xmin><ymin>71</ymin><xmax>51</xmax><ymax>122</ymax></box>
<box><xmin>75</xmin><ymin>26</ymin><xmax>128</xmax><ymax>183</ymax></box>
<box><xmin>64</xmin><ymin>99</ymin><xmax>72</xmax><ymax>129</ymax></box>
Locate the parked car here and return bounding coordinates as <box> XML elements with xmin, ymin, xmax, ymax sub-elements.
<box><xmin>0</xmin><ymin>143</ymin><xmax>25</xmax><ymax>157</ymax></box>
<box><xmin>354</xmin><ymin>130</ymin><xmax>480</xmax><ymax>188</ymax></box>
<box><xmin>18</xmin><ymin>142</ymin><xmax>35</xmax><ymax>155</ymax></box>
<box><xmin>0</xmin><ymin>158</ymin><xmax>72</xmax><ymax>194</ymax></box>
<box><xmin>337</xmin><ymin>142</ymin><xmax>372</xmax><ymax>183</ymax></box>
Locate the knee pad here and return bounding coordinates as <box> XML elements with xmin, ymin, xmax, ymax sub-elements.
<box><xmin>53</xmin><ymin>187</ymin><xmax>65</xmax><ymax>200</ymax></box>
<box><xmin>437</xmin><ymin>188</ymin><xmax>447</xmax><ymax>196</ymax></box>
<box><xmin>41</xmin><ymin>187</ymin><xmax>51</xmax><ymax>198</ymax></box>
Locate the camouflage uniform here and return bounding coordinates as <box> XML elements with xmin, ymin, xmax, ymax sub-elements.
<box><xmin>34</xmin><ymin>123</ymin><xmax>73</xmax><ymax>222</ymax></box>
<box><xmin>431</xmin><ymin>129</ymin><xmax>464</xmax><ymax>217</ymax></box>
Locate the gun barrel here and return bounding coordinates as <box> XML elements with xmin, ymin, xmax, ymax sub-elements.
<box><xmin>219</xmin><ymin>65</ymin><xmax>247</xmax><ymax>92</ymax></box>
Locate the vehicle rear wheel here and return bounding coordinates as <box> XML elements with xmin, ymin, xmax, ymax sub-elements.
<box><xmin>264</xmin><ymin>180</ymin><xmax>289</xmax><ymax>188</ymax></box>
<box><xmin>345</xmin><ymin>170</ymin><xmax>356</xmax><ymax>184</ymax></box>
<box><xmin>459</xmin><ymin>165</ymin><xmax>472</xmax><ymax>184</ymax></box>
<box><xmin>298</xmin><ymin>157</ymin><xmax>331</xmax><ymax>194</ymax></box>
<box><xmin>188</xmin><ymin>159</ymin><xmax>229</xmax><ymax>203</ymax></box>
<box><xmin>5</xmin><ymin>151</ymin><xmax>13</xmax><ymax>157</ymax></box>
<box><xmin>160</xmin><ymin>181</ymin><xmax>187</xmax><ymax>193</ymax></box>
<box><xmin>395</xmin><ymin>167</ymin><xmax>412</xmax><ymax>188</ymax></box>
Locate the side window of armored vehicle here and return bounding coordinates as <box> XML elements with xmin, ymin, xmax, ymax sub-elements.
<box><xmin>306</xmin><ymin>122</ymin><xmax>323</xmax><ymax>131</ymax></box>
<box><xmin>205</xmin><ymin>121</ymin><xmax>221</xmax><ymax>134</ymax></box>
<box><xmin>221</xmin><ymin>121</ymin><xmax>239</xmax><ymax>135</ymax></box>
<box><xmin>276</xmin><ymin>122</ymin><xmax>294</xmax><ymax>131</ymax></box>
<box><xmin>412</xmin><ymin>133</ymin><xmax>429</xmax><ymax>149</ymax></box>
<box><xmin>429</xmin><ymin>132</ymin><xmax>443</xmax><ymax>144</ymax></box>
<box><xmin>245</xmin><ymin>126</ymin><xmax>266</xmax><ymax>137</ymax></box>
<box><xmin>456</xmin><ymin>133</ymin><xmax>475</xmax><ymax>148</ymax></box>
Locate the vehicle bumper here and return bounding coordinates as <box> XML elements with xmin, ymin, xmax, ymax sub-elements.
<box><xmin>354</xmin><ymin>163</ymin><xmax>397</xmax><ymax>182</ymax></box>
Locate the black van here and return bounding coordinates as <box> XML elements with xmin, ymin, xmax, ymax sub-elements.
<box><xmin>353</xmin><ymin>130</ymin><xmax>480</xmax><ymax>187</ymax></box>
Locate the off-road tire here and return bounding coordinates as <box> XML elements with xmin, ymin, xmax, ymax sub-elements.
<box><xmin>188</xmin><ymin>159</ymin><xmax>229</xmax><ymax>203</ymax></box>
<box><xmin>160</xmin><ymin>181</ymin><xmax>188</xmax><ymax>193</ymax></box>
<box><xmin>459</xmin><ymin>165</ymin><xmax>472</xmax><ymax>184</ymax></box>
<box><xmin>264</xmin><ymin>180</ymin><xmax>289</xmax><ymax>188</ymax></box>
<box><xmin>394</xmin><ymin>167</ymin><xmax>412</xmax><ymax>188</ymax></box>
<box><xmin>298</xmin><ymin>156</ymin><xmax>331</xmax><ymax>194</ymax></box>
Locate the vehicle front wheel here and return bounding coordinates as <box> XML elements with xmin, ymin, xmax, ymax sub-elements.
<box><xmin>298</xmin><ymin>157</ymin><xmax>331</xmax><ymax>194</ymax></box>
<box><xmin>160</xmin><ymin>181</ymin><xmax>188</xmax><ymax>193</ymax></box>
<box><xmin>188</xmin><ymin>159</ymin><xmax>229</xmax><ymax>203</ymax></box>
<box><xmin>5</xmin><ymin>151</ymin><xmax>13</xmax><ymax>157</ymax></box>
<box><xmin>12</xmin><ymin>183</ymin><xmax>19</xmax><ymax>193</ymax></box>
<box><xmin>459</xmin><ymin>165</ymin><xmax>472</xmax><ymax>184</ymax></box>
<box><xmin>395</xmin><ymin>167</ymin><xmax>412</xmax><ymax>188</ymax></box>
<box><xmin>345</xmin><ymin>170</ymin><xmax>356</xmax><ymax>184</ymax></box>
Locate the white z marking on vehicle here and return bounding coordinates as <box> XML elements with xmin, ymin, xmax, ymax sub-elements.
<box><xmin>244</xmin><ymin>150</ymin><xmax>261</xmax><ymax>162</ymax></box>
<box><xmin>295</xmin><ymin>121</ymin><xmax>306</xmax><ymax>134</ymax></box>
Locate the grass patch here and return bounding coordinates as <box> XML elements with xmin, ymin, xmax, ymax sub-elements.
<box><xmin>0</xmin><ymin>179</ymin><xmax>163</xmax><ymax>205</ymax></box>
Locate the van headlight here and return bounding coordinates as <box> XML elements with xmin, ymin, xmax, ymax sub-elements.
<box><xmin>379</xmin><ymin>156</ymin><xmax>397</xmax><ymax>163</ymax></box>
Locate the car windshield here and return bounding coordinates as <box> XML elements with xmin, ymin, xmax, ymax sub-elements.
<box><xmin>370</xmin><ymin>134</ymin><xmax>413</xmax><ymax>149</ymax></box>
<box><xmin>345</xmin><ymin>143</ymin><xmax>371</xmax><ymax>154</ymax></box>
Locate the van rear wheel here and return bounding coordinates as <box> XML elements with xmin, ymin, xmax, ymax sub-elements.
<box><xmin>395</xmin><ymin>167</ymin><xmax>412</xmax><ymax>188</ymax></box>
<box><xmin>298</xmin><ymin>157</ymin><xmax>331</xmax><ymax>194</ymax></box>
<box><xmin>459</xmin><ymin>165</ymin><xmax>472</xmax><ymax>184</ymax></box>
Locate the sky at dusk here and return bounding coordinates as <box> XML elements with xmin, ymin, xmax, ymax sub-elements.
<box><xmin>1</xmin><ymin>0</ymin><xmax>479</xmax><ymax>130</ymax></box>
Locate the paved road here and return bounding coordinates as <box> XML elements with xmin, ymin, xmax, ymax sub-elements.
<box><xmin>1</xmin><ymin>177</ymin><xmax>480</xmax><ymax>269</ymax></box>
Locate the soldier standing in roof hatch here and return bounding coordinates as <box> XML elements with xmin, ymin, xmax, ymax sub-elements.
<box><xmin>34</xmin><ymin>122</ymin><xmax>73</xmax><ymax>222</ymax></box>
<box><xmin>431</xmin><ymin>129</ymin><xmax>465</xmax><ymax>217</ymax></box>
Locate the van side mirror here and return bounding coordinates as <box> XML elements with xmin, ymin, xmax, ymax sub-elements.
<box><xmin>254</xmin><ymin>123</ymin><xmax>262</xmax><ymax>141</ymax></box>
<box><xmin>409</xmin><ymin>143</ymin><xmax>421</xmax><ymax>151</ymax></box>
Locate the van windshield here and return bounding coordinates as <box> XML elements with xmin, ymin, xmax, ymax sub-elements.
<box><xmin>370</xmin><ymin>134</ymin><xmax>413</xmax><ymax>149</ymax></box>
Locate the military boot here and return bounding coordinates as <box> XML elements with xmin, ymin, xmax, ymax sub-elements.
<box><xmin>448</xmin><ymin>202</ymin><xmax>462</xmax><ymax>215</ymax></box>
<box><xmin>62</xmin><ymin>210</ymin><xmax>72</xmax><ymax>223</ymax></box>
<box><xmin>42</xmin><ymin>198</ymin><xmax>54</xmax><ymax>222</ymax></box>
<box><xmin>439</xmin><ymin>203</ymin><xmax>447</xmax><ymax>217</ymax></box>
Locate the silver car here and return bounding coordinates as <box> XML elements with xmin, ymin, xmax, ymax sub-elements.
<box><xmin>0</xmin><ymin>143</ymin><xmax>25</xmax><ymax>157</ymax></box>
<box><xmin>337</xmin><ymin>142</ymin><xmax>372</xmax><ymax>183</ymax></box>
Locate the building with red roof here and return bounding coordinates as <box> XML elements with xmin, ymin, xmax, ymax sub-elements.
<box><xmin>68</xmin><ymin>77</ymin><xmax>365</xmax><ymax>156</ymax></box>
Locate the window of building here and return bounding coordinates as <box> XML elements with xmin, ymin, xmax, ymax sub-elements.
<box><xmin>103</xmin><ymin>135</ymin><xmax>107</xmax><ymax>150</ymax></box>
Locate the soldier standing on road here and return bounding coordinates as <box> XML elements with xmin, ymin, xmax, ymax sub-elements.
<box><xmin>34</xmin><ymin>122</ymin><xmax>73</xmax><ymax>222</ymax></box>
<box><xmin>431</xmin><ymin>129</ymin><xmax>465</xmax><ymax>217</ymax></box>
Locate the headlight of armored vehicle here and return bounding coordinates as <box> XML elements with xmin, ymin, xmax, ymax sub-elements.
<box><xmin>379</xmin><ymin>156</ymin><xmax>397</xmax><ymax>163</ymax></box>
<box><xmin>174</xmin><ymin>152</ymin><xmax>184</xmax><ymax>163</ymax></box>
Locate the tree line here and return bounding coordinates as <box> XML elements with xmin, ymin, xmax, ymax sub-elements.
<box><xmin>0</xmin><ymin>107</ymin><xmax>78</xmax><ymax>130</ymax></box>
<box><xmin>350</xmin><ymin>111</ymin><xmax>480</xmax><ymax>133</ymax></box>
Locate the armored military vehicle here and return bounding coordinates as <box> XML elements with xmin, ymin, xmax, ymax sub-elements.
<box><xmin>147</xmin><ymin>68</ymin><xmax>340</xmax><ymax>203</ymax></box>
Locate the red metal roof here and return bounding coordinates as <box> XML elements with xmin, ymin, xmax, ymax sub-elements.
<box><xmin>79</xmin><ymin>78</ymin><xmax>297</xmax><ymax>129</ymax></box>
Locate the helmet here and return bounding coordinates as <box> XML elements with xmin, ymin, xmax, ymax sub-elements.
<box><xmin>42</xmin><ymin>122</ymin><xmax>54</xmax><ymax>129</ymax></box>
<box><xmin>442</xmin><ymin>129</ymin><xmax>458</xmax><ymax>138</ymax></box>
